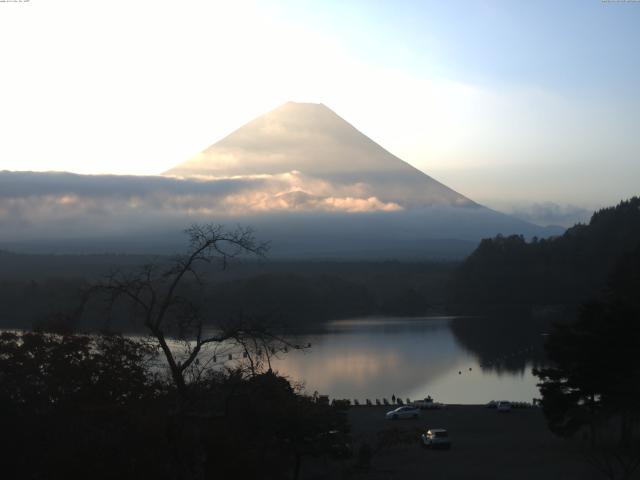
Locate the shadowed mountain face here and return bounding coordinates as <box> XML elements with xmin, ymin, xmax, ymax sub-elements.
<box><xmin>0</xmin><ymin>102</ymin><xmax>562</xmax><ymax>257</ymax></box>
<box><xmin>164</xmin><ymin>102</ymin><xmax>474</xmax><ymax>209</ymax></box>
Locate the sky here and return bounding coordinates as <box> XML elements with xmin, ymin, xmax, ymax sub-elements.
<box><xmin>1</xmin><ymin>0</ymin><xmax>639</xmax><ymax>225</ymax></box>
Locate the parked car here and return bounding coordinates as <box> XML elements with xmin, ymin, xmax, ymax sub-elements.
<box><xmin>421</xmin><ymin>428</ymin><xmax>451</xmax><ymax>449</ymax></box>
<box><xmin>385</xmin><ymin>405</ymin><xmax>420</xmax><ymax>420</ymax></box>
<box><xmin>497</xmin><ymin>400</ymin><xmax>512</xmax><ymax>412</ymax></box>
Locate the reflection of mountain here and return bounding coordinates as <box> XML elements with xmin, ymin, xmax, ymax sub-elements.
<box><xmin>0</xmin><ymin>102</ymin><xmax>561</xmax><ymax>257</ymax></box>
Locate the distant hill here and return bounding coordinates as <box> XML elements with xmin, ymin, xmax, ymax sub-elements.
<box><xmin>449</xmin><ymin>197</ymin><xmax>640</xmax><ymax>311</ymax></box>
<box><xmin>0</xmin><ymin>254</ymin><xmax>455</xmax><ymax>330</ymax></box>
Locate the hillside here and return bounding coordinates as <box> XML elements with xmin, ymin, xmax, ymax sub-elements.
<box><xmin>449</xmin><ymin>197</ymin><xmax>640</xmax><ymax>312</ymax></box>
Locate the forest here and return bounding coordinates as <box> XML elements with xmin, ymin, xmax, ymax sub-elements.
<box><xmin>449</xmin><ymin>197</ymin><xmax>640</xmax><ymax>314</ymax></box>
<box><xmin>0</xmin><ymin>256</ymin><xmax>454</xmax><ymax>331</ymax></box>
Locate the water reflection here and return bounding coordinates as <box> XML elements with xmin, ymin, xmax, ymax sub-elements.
<box><xmin>270</xmin><ymin>316</ymin><xmax>544</xmax><ymax>404</ymax></box>
<box><xmin>450</xmin><ymin>315</ymin><xmax>548</xmax><ymax>375</ymax></box>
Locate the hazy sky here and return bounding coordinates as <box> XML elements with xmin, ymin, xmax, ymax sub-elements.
<box><xmin>1</xmin><ymin>0</ymin><xmax>638</xmax><ymax>222</ymax></box>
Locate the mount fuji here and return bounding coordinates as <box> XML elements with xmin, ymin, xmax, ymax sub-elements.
<box><xmin>0</xmin><ymin>102</ymin><xmax>561</xmax><ymax>257</ymax></box>
<box><xmin>161</xmin><ymin>102</ymin><xmax>559</xmax><ymax>257</ymax></box>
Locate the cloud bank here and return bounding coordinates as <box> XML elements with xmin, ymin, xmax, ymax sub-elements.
<box><xmin>0</xmin><ymin>171</ymin><xmax>562</xmax><ymax>257</ymax></box>
<box><xmin>0</xmin><ymin>170</ymin><xmax>402</xmax><ymax>242</ymax></box>
<box><xmin>494</xmin><ymin>201</ymin><xmax>592</xmax><ymax>227</ymax></box>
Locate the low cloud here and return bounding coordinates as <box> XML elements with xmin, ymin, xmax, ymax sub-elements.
<box><xmin>222</xmin><ymin>188</ymin><xmax>401</xmax><ymax>214</ymax></box>
<box><xmin>0</xmin><ymin>170</ymin><xmax>403</xmax><ymax>241</ymax></box>
<box><xmin>498</xmin><ymin>201</ymin><xmax>592</xmax><ymax>227</ymax></box>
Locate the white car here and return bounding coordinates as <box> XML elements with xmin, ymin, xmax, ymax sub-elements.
<box><xmin>421</xmin><ymin>428</ymin><xmax>451</xmax><ymax>449</ymax></box>
<box><xmin>385</xmin><ymin>406</ymin><xmax>420</xmax><ymax>420</ymax></box>
<box><xmin>497</xmin><ymin>400</ymin><xmax>512</xmax><ymax>412</ymax></box>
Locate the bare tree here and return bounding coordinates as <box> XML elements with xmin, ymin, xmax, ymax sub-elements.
<box><xmin>93</xmin><ymin>224</ymin><xmax>283</xmax><ymax>405</ymax></box>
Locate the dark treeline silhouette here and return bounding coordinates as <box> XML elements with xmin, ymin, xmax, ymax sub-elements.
<box><xmin>206</xmin><ymin>272</ymin><xmax>434</xmax><ymax>326</ymax></box>
<box><xmin>0</xmin><ymin>259</ymin><xmax>454</xmax><ymax>330</ymax></box>
<box><xmin>449</xmin><ymin>197</ymin><xmax>640</xmax><ymax>314</ymax></box>
<box><xmin>535</xmin><ymin>243</ymin><xmax>640</xmax><ymax>479</ymax></box>
<box><xmin>0</xmin><ymin>331</ymin><xmax>350</xmax><ymax>480</ymax></box>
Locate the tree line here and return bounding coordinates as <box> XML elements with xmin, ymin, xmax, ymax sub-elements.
<box><xmin>535</xmin><ymin>243</ymin><xmax>640</xmax><ymax>480</ymax></box>
<box><xmin>449</xmin><ymin>197</ymin><xmax>640</xmax><ymax>314</ymax></box>
<box><xmin>0</xmin><ymin>259</ymin><xmax>454</xmax><ymax>331</ymax></box>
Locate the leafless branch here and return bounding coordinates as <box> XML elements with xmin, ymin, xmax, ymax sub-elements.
<box><xmin>87</xmin><ymin>223</ymin><xmax>270</xmax><ymax>404</ymax></box>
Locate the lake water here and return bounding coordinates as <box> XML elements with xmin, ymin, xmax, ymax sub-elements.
<box><xmin>6</xmin><ymin>315</ymin><xmax>544</xmax><ymax>405</ymax></box>
<box><xmin>268</xmin><ymin>316</ymin><xmax>544</xmax><ymax>405</ymax></box>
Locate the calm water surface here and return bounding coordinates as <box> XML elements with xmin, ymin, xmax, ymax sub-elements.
<box><xmin>6</xmin><ymin>316</ymin><xmax>543</xmax><ymax>404</ymax></box>
<box><xmin>268</xmin><ymin>316</ymin><xmax>542</xmax><ymax>404</ymax></box>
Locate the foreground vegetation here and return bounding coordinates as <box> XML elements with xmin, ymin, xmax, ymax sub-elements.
<box><xmin>535</xmin><ymin>244</ymin><xmax>640</xmax><ymax>480</ymax></box>
<box><xmin>0</xmin><ymin>331</ymin><xmax>351</xmax><ymax>480</ymax></box>
<box><xmin>1</xmin><ymin>225</ymin><xmax>352</xmax><ymax>480</ymax></box>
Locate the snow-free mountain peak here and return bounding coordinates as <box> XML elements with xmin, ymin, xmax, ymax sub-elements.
<box><xmin>164</xmin><ymin>102</ymin><xmax>474</xmax><ymax>208</ymax></box>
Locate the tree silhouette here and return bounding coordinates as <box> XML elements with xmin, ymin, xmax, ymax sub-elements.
<box><xmin>0</xmin><ymin>331</ymin><xmax>169</xmax><ymax>480</ymax></box>
<box><xmin>94</xmin><ymin>224</ymin><xmax>277</xmax><ymax>403</ymax></box>
<box><xmin>89</xmin><ymin>224</ymin><xmax>337</xmax><ymax>480</ymax></box>
<box><xmin>450</xmin><ymin>197</ymin><xmax>640</xmax><ymax>312</ymax></box>
<box><xmin>535</xmin><ymin>244</ymin><xmax>640</xmax><ymax>479</ymax></box>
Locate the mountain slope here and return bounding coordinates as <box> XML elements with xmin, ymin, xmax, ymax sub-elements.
<box><xmin>164</xmin><ymin>102</ymin><xmax>474</xmax><ymax>208</ymax></box>
<box><xmin>0</xmin><ymin>103</ymin><xmax>562</xmax><ymax>258</ymax></box>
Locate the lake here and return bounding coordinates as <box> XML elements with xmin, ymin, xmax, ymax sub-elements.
<box><xmin>8</xmin><ymin>314</ymin><xmax>545</xmax><ymax>405</ymax></box>
<box><xmin>268</xmin><ymin>316</ymin><xmax>545</xmax><ymax>405</ymax></box>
